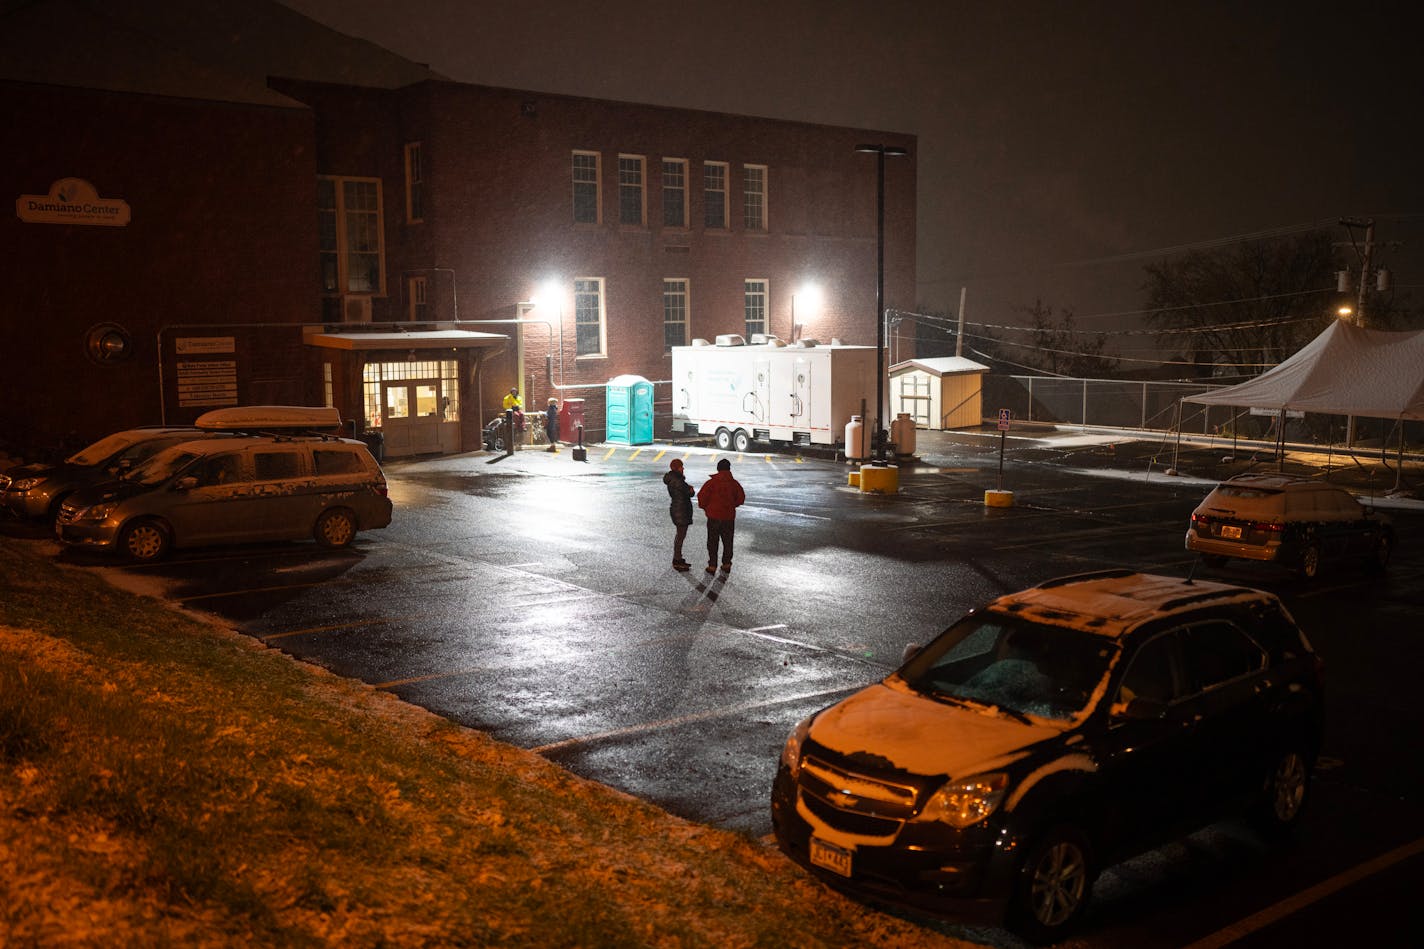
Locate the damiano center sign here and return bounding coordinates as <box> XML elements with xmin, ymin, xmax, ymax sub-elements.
<box><xmin>16</xmin><ymin>177</ymin><xmax>130</xmax><ymax>226</ymax></box>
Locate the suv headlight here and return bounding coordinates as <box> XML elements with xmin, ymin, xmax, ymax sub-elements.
<box><xmin>779</xmin><ymin>717</ymin><xmax>811</xmax><ymax>779</ymax></box>
<box><xmin>75</xmin><ymin>502</ymin><xmax>116</xmax><ymax>522</ymax></box>
<box><xmin>918</xmin><ymin>772</ymin><xmax>1009</xmax><ymax>828</ymax></box>
<box><xmin>11</xmin><ymin>476</ymin><xmax>48</xmax><ymax>491</ymax></box>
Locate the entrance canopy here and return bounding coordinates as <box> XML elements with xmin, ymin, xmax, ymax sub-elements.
<box><xmin>1184</xmin><ymin>321</ymin><xmax>1424</xmax><ymax>421</ymax></box>
<box><xmin>304</xmin><ymin>329</ymin><xmax>507</xmax><ymax>351</ymax></box>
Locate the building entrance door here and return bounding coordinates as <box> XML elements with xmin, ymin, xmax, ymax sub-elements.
<box><xmin>381</xmin><ymin>380</ymin><xmax>443</xmax><ymax>456</ymax></box>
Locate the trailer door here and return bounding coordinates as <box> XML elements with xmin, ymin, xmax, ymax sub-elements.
<box><xmin>751</xmin><ymin>359</ymin><xmax>770</xmax><ymax>424</ymax></box>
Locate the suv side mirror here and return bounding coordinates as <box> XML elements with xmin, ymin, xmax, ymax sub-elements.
<box><xmin>1113</xmin><ymin>696</ymin><xmax>1168</xmax><ymax>721</ymax></box>
<box><xmin>901</xmin><ymin>643</ymin><xmax>922</xmax><ymax>664</ymax></box>
<box><xmin>173</xmin><ymin>476</ymin><xmax>198</xmax><ymax>491</ymax></box>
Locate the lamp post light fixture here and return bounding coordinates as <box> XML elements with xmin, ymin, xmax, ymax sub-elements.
<box><xmin>855</xmin><ymin>143</ymin><xmax>908</xmax><ymax>462</ymax></box>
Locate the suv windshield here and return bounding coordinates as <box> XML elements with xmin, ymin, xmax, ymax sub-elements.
<box><xmin>66</xmin><ymin>431</ymin><xmax>147</xmax><ymax>467</ymax></box>
<box><xmin>123</xmin><ymin>447</ymin><xmax>206</xmax><ymax>487</ymax></box>
<box><xmin>896</xmin><ymin>613</ymin><xmax>1118</xmax><ymax>722</ymax></box>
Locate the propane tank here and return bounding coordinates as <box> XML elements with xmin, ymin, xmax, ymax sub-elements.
<box><xmin>891</xmin><ymin>413</ymin><xmax>916</xmax><ymax>456</ymax></box>
<box><xmin>845</xmin><ymin>416</ymin><xmax>868</xmax><ymax>460</ymax></box>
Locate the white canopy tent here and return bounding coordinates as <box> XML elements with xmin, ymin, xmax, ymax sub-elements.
<box><xmin>1183</xmin><ymin>320</ymin><xmax>1424</xmax><ymax>420</ymax></box>
<box><xmin>1181</xmin><ymin>321</ymin><xmax>1424</xmax><ymax>488</ymax></box>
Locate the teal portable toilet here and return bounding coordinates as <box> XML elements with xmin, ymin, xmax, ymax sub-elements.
<box><xmin>606</xmin><ymin>374</ymin><xmax>654</xmax><ymax>444</ymax></box>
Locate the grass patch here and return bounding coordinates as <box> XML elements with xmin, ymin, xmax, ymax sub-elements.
<box><xmin>0</xmin><ymin>536</ymin><xmax>978</xmax><ymax>947</ymax></box>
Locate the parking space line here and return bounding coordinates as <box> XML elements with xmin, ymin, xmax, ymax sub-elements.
<box><xmin>262</xmin><ymin>616</ymin><xmax>400</xmax><ymax>642</ymax></box>
<box><xmin>530</xmin><ymin>685</ymin><xmax>858</xmax><ymax>755</ymax></box>
<box><xmin>180</xmin><ymin>581</ymin><xmax>327</xmax><ymax>602</ymax></box>
<box><xmin>629</xmin><ymin>448</ymin><xmax>645</xmax><ymax>461</ymax></box>
<box><xmin>601</xmin><ymin>446</ymin><xmax>618</xmax><ymax>460</ymax></box>
<box><xmin>1182</xmin><ymin>835</ymin><xmax>1424</xmax><ymax>949</ymax></box>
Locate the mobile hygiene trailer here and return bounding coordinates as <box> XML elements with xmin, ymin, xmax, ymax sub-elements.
<box><xmin>670</xmin><ymin>336</ymin><xmax>877</xmax><ymax>450</ymax></box>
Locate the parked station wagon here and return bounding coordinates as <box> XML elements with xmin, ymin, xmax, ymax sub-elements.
<box><xmin>0</xmin><ymin>426</ymin><xmax>211</xmax><ymax>522</ymax></box>
<box><xmin>1185</xmin><ymin>473</ymin><xmax>1392</xmax><ymax>578</ymax></box>
<box><xmin>55</xmin><ymin>433</ymin><xmax>392</xmax><ymax>561</ymax></box>
<box><xmin>771</xmin><ymin>570</ymin><xmax>1324</xmax><ymax>943</ymax></box>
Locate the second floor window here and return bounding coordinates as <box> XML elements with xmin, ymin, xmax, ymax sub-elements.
<box><xmin>404</xmin><ymin>142</ymin><xmax>424</xmax><ymax>223</ymax></box>
<box><xmin>575</xmin><ymin>277</ymin><xmax>605</xmax><ymax>356</ymax></box>
<box><xmin>619</xmin><ymin>155</ymin><xmax>646</xmax><ymax>226</ymax></box>
<box><xmin>662</xmin><ymin>158</ymin><xmax>687</xmax><ymax>228</ymax></box>
<box><xmin>704</xmin><ymin>161</ymin><xmax>728</xmax><ymax>229</ymax></box>
<box><xmin>744</xmin><ymin>279</ymin><xmax>767</xmax><ymax>339</ymax></box>
<box><xmin>318</xmin><ymin>176</ymin><xmax>384</xmax><ymax>295</ymax></box>
<box><xmin>743</xmin><ymin>164</ymin><xmax>766</xmax><ymax>231</ymax></box>
<box><xmin>664</xmin><ymin>279</ymin><xmax>689</xmax><ymax>349</ymax></box>
<box><xmin>573</xmin><ymin>151</ymin><xmax>600</xmax><ymax>224</ymax></box>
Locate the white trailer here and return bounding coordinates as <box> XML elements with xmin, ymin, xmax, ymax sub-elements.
<box><xmin>670</xmin><ymin>336</ymin><xmax>877</xmax><ymax>450</ymax></box>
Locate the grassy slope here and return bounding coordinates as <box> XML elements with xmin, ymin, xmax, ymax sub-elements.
<box><xmin>0</xmin><ymin>537</ymin><xmax>977</xmax><ymax>948</ymax></box>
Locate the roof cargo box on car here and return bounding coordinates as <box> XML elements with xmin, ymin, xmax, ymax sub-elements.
<box><xmin>194</xmin><ymin>405</ymin><xmax>342</xmax><ymax>432</ymax></box>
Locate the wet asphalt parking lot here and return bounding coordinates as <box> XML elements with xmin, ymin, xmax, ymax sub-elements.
<box><xmin>30</xmin><ymin>430</ymin><xmax>1424</xmax><ymax>948</ymax></box>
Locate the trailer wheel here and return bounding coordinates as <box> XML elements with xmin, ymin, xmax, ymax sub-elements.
<box><xmin>733</xmin><ymin>429</ymin><xmax>752</xmax><ymax>452</ymax></box>
<box><xmin>714</xmin><ymin>427</ymin><xmax>733</xmax><ymax>451</ymax></box>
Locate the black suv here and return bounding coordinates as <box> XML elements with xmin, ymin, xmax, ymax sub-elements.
<box><xmin>771</xmin><ymin>570</ymin><xmax>1324</xmax><ymax>943</ymax></box>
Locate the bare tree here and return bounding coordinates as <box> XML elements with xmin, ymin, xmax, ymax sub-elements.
<box><xmin>1142</xmin><ymin>233</ymin><xmax>1338</xmax><ymax>380</ymax></box>
<box><xmin>981</xmin><ymin>299</ymin><xmax>1117</xmax><ymax>377</ymax></box>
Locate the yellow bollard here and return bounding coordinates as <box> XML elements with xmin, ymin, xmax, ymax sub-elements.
<box><xmin>859</xmin><ymin>464</ymin><xmax>899</xmax><ymax>494</ymax></box>
<box><xmin>848</xmin><ymin>471</ymin><xmax>861</xmax><ymax>487</ymax></box>
<box><xmin>984</xmin><ymin>489</ymin><xmax>1015</xmax><ymax>508</ymax></box>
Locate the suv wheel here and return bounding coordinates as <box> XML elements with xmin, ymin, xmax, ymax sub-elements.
<box><xmin>1008</xmin><ymin>824</ymin><xmax>1093</xmax><ymax>944</ymax></box>
<box><xmin>1250</xmin><ymin>746</ymin><xmax>1311</xmax><ymax>839</ymax></box>
<box><xmin>120</xmin><ymin>518</ymin><xmax>171</xmax><ymax>562</ymax></box>
<box><xmin>1298</xmin><ymin>542</ymin><xmax>1322</xmax><ymax>579</ymax></box>
<box><xmin>314</xmin><ymin>508</ymin><xmax>357</xmax><ymax>548</ymax></box>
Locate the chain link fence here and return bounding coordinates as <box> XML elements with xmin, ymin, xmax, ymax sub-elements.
<box><xmin>983</xmin><ymin>374</ymin><xmax>1423</xmax><ymax>451</ymax></box>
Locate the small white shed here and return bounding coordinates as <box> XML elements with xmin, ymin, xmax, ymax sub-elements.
<box><xmin>889</xmin><ymin>356</ymin><xmax>990</xmax><ymax>430</ymax></box>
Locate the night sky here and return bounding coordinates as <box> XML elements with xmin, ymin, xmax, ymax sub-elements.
<box><xmin>283</xmin><ymin>0</ymin><xmax>1424</xmax><ymax>348</ymax></box>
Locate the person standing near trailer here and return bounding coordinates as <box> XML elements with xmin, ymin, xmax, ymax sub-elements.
<box><xmin>697</xmin><ymin>458</ymin><xmax>745</xmax><ymax>574</ymax></box>
<box><xmin>663</xmin><ymin>458</ymin><xmax>694</xmax><ymax>570</ymax></box>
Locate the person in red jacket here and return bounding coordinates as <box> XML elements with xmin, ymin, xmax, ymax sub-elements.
<box><xmin>696</xmin><ymin>458</ymin><xmax>745</xmax><ymax>574</ymax></box>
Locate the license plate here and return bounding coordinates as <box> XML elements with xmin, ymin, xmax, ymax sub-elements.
<box><xmin>809</xmin><ymin>837</ymin><xmax>852</xmax><ymax>878</ymax></box>
<box><xmin>1220</xmin><ymin>524</ymin><xmax>1242</xmax><ymax>539</ymax></box>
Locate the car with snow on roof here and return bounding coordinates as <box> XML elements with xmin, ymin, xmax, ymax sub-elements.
<box><xmin>0</xmin><ymin>426</ymin><xmax>218</xmax><ymax>522</ymax></box>
<box><xmin>770</xmin><ymin>570</ymin><xmax>1324</xmax><ymax>944</ymax></box>
<box><xmin>1185</xmin><ymin>473</ymin><xmax>1393</xmax><ymax>578</ymax></box>
<box><xmin>53</xmin><ymin>407</ymin><xmax>391</xmax><ymax>562</ymax></box>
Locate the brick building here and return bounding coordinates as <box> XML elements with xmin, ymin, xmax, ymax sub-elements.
<box><xmin>2</xmin><ymin>0</ymin><xmax>915</xmax><ymax>459</ymax></box>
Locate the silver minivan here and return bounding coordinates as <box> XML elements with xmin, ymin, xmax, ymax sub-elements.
<box><xmin>55</xmin><ymin>434</ymin><xmax>392</xmax><ymax>561</ymax></box>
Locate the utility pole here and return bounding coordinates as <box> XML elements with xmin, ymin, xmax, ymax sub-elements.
<box><xmin>1339</xmin><ymin>217</ymin><xmax>1375</xmax><ymax>327</ymax></box>
<box><xmin>955</xmin><ymin>286</ymin><xmax>967</xmax><ymax>357</ymax></box>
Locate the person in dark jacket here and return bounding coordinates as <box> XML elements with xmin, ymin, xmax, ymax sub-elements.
<box><xmin>696</xmin><ymin>458</ymin><xmax>745</xmax><ymax>574</ymax></box>
<box><xmin>545</xmin><ymin>397</ymin><xmax>560</xmax><ymax>451</ymax></box>
<box><xmin>663</xmin><ymin>458</ymin><xmax>694</xmax><ymax>570</ymax></box>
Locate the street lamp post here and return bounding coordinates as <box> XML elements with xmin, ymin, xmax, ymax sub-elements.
<box><xmin>855</xmin><ymin>143</ymin><xmax>908</xmax><ymax>462</ymax></box>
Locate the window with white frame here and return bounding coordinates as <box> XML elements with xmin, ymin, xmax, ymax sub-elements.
<box><xmin>575</xmin><ymin>278</ymin><xmax>606</xmax><ymax>357</ymax></box>
<box><xmin>744</xmin><ymin>279</ymin><xmax>768</xmax><ymax>338</ymax></box>
<box><xmin>318</xmin><ymin>176</ymin><xmax>385</xmax><ymax>295</ymax></box>
<box><xmin>618</xmin><ymin>155</ymin><xmax>646</xmax><ymax>226</ymax></box>
<box><xmin>662</xmin><ymin>158</ymin><xmax>687</xmax><ymax>228</ymax></box>
<box><xmin>704</xmin><ymin>161</ymin><xmax>728</xmax><ymax>229</ymax></box>
<box><xmin>664</xmin><ymin>279</ymin><xmax>689</xmax><ymax>349</ymax></box>
<box><xmin>409</xmin><ymin>275</ymin><xmax>429</xmax><ymax>321</ymax></box>
<box><xmin>572</xmin><ymin>150</ymin><xmax>601</xmax><ymax>224</ymax></box>
<box><xmin>743</xmin><ymin>164</ymin><xmax>767</xmax><ymax>231</ymax></box>
<box><xmin>404</xmin><ymin>142</ymin><xmax>424</xmax><ymax>223</ymax></box>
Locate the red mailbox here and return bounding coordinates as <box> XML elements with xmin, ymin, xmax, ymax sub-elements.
<box><xmin>558</xmin><ymin>398</ymin><xmax>586</xmax><ymax>444</ymax></box>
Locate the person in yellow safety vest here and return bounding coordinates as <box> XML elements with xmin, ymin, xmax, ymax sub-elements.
<box><xmin>502</xmin><ymin>387</ymin><xmax>522</xmax><ymax>412</ymax></box>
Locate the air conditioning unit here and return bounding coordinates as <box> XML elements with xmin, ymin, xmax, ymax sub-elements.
<box><xmin>343</xmin><ymin>295</ymin><xmax>372</xmax><ymax>323</ymax></box>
